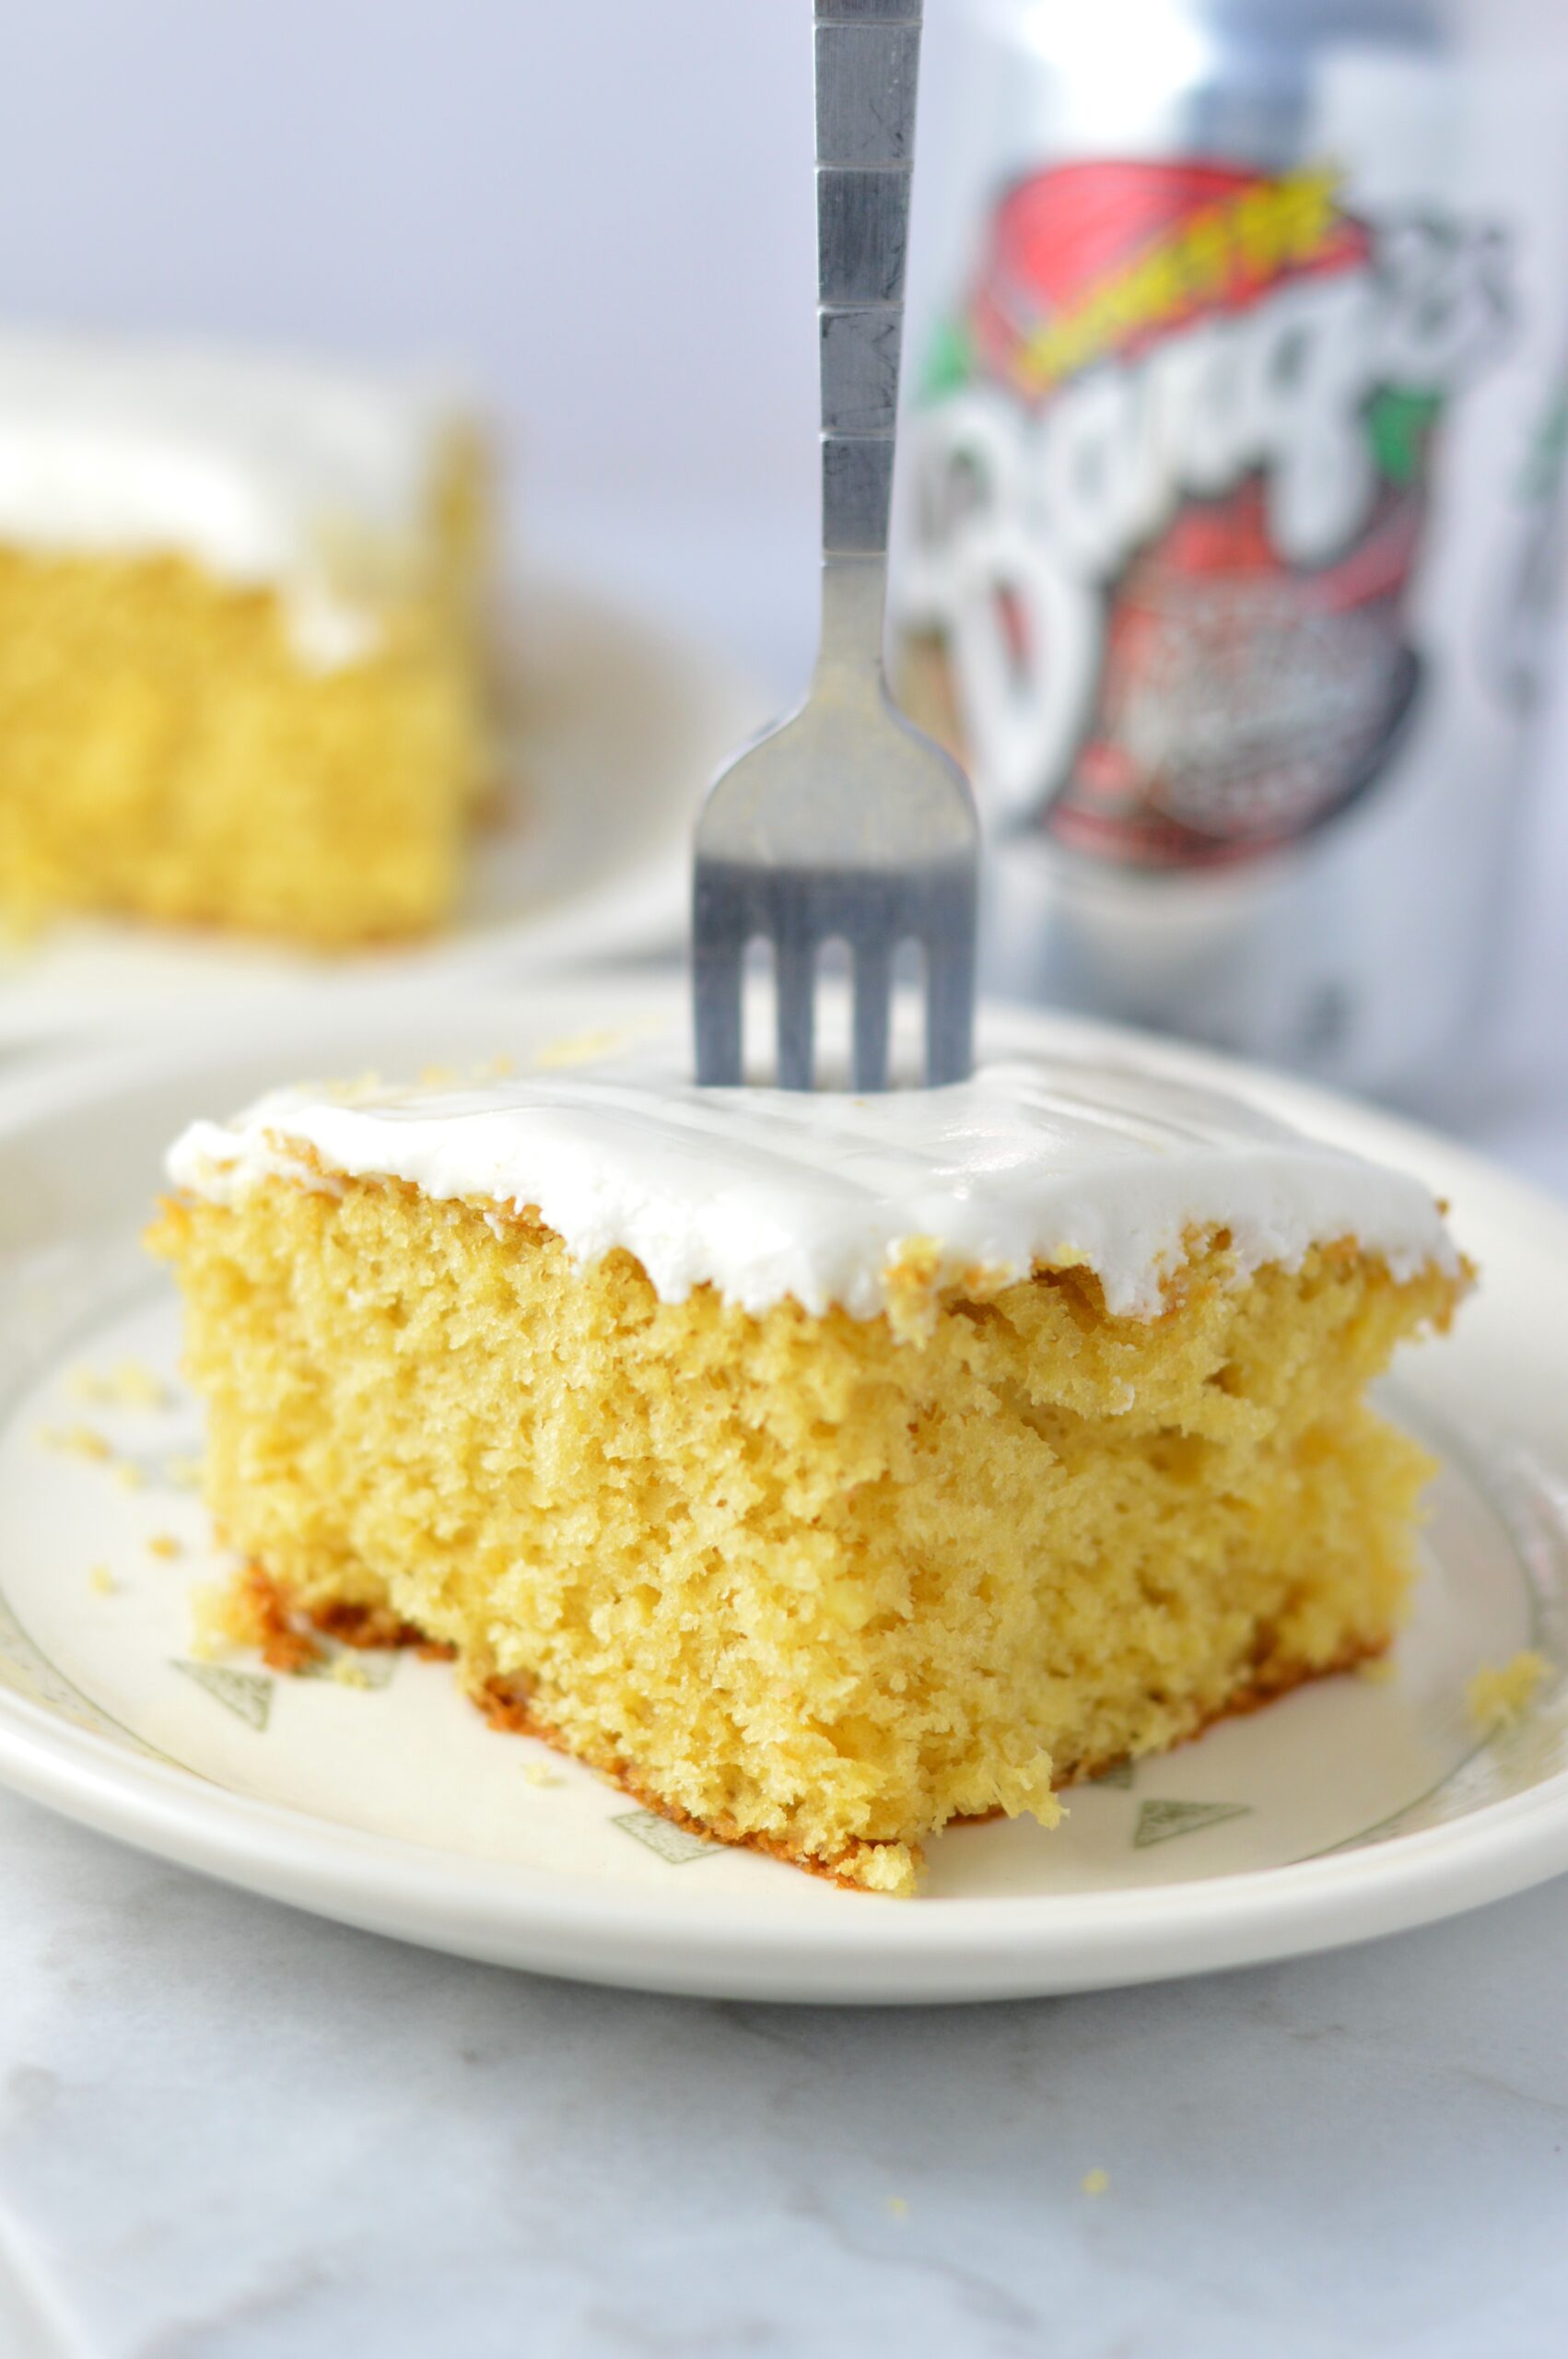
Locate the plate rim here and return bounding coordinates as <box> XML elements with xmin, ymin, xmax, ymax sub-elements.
<box><xmin>4</xmin><ymin>1677</ymin><xmax>1568</xmax><ymax>2002</ymax></box>
<box><xmin>0</xmin><ymin>977</ymin><xmax>1565</xmax><ymax>2001</ymax></box>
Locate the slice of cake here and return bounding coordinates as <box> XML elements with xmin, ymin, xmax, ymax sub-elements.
<box><xmin>0</xmin><ymin>333</ymin><xmax>492</xmax><ymax>947</ymax></box>
<box><xmin>149</xmin><ymin>1050</ymin><xmax>1465</xmax><ymax>1895</ymax></box>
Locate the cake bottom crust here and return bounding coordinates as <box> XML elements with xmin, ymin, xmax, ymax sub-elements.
<box><xmin>227</xmin><ymin>1563</ymin><xmax>1387</xmax><ymax>1895</ymax></box>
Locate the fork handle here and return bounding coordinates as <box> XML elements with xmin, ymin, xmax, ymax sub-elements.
<box><xmin>815</xmin><ymin>0</ymin><xmax>921</xmax><ymax>675</ymax></box>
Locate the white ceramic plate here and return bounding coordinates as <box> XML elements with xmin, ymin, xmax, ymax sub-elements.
<box><xmin>0</xmin><ymin>579</ymin><xmax>769</xmax><ymax>1047</ymax></box>
<box><xmin>0</xmin><ymin>977</ymin><xmax>1563</xmax><ymax>2003</ymax></box>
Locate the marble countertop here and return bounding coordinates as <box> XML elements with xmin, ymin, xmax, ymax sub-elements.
<box><xmin>2</xmin><ymin>1788</ymin><xmax>1566</xmax><ymax>2359</ymax></box>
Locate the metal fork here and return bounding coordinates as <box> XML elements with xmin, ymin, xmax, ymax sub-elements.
<box><xmin>693</xmin><ymin>0</ymin><xmax>978</xmax><ymax>1092</ymax></box>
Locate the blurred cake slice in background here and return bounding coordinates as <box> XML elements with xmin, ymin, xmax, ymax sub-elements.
<box><xmin>0</xmin><ymin>333</ymin><xmax>493</xmax><ymax>947</ymax></box>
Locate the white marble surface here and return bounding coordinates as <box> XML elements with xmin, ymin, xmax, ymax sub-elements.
<box><xmin>0</xmin><ymin>1789</ymin><xmax>1566</xmax><ymax>2358</ymax></box>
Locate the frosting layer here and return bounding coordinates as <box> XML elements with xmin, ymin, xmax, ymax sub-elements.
<box><xmin>0</xmin><ymin>333</ymin><xmax>461</xmax><ymax>666</ymax></box>
<box><xmin>166</xmin><ymin>1051</ymin><xmax>1457</xmax><ymax>1321</ymax></box>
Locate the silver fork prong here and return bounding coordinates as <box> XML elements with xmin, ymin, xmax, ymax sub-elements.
<box><xmin>851</xmin><ymin>936</ymin><xmax>891</xmax><ymax>1092</ymax></box>
<box><xmin>775</xmin><ymin>926</ymin><xmax>817</xmax><ymax>1091</ymax></box>
<box><xmin>925</xmin><ymin>922</ymin><xmax>976</xmax><ymax>1086</ymax></box>
<box><xmin>693</xmin><ymin>921</ymin><xmax>744</xmax><ymax>1086</ymax></box>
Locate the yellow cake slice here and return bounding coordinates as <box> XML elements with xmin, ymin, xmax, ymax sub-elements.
<box><xmin>0</xmin><ymin>334</ymin><xmax>492</xmax><ymax>946</ymax></box>
<box><xmin>149</xmin><ymin>1050</ymin><xmax>1465</xmax><ymax>1895</ymax></box>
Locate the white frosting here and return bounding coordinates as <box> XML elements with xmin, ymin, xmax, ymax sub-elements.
<box><xmin>0</xmin><ymin>333</ymin><xmax>462</xmax><ymax>666</ymax></box>
<box><xmin>166</xmin><ymin>1050</ymin><xmax>1458</xmax><ymax>1322</ymax></box>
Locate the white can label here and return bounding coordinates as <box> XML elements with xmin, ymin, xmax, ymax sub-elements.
<box><xmin>902</xmin><ymin>158</ymin><xmax>1549</xmax><ymax>869</ymax></box>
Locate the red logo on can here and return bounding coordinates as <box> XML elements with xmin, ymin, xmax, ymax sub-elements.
<box><xmin>905</xmin><ymin>159</ymin><xmax>1509</xmax><ymax>868</ymax></box>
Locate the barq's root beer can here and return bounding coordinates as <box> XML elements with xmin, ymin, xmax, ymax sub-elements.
<box><xmin>897</xmin><ymin>0</ymin><xmax>1568</xmax><ymax>1097</ymax></box>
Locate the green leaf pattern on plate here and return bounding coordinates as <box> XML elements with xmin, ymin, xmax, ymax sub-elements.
<box><xmin>172</xmin><ymin>1659</ymin><xmax>273</xmax><ymax>1732</ymax></box>
<box><xmin>1134</xmin><ymin>1799</ymin><xmax>1251</xmax><ymax>1849</ymax></box>
<box><xmin>613</xmin><ymin>1810</ymin><xmax>717</xmax><ymax>1866</ymax></box>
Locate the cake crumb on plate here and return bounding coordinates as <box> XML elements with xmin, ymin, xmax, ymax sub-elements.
<box><xmin>37</xmin><ymin>1425</ymin><xmax>111</xmax><ymax>1461</ymax></box>
<box><xmin>533</xmin><ymin>1028</ymin><xmax>631</xmax><ymax>1071</ymax></box>
<box><xmin>188</xmin><ymin>1583</ymin><xmax>236</xmax><ymax>1661</ymax></box>
<box><xmin>69</xmin><ymin>1358</ymin><xmax>170</xmax><ymax>1410</ymax></box>
<box><xmin>1466</xmin><ymin>1651</ymin><xmax>1549</xmax><ymax>1733</ymax></box>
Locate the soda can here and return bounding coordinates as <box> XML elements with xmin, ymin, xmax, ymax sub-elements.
<box><xmin>896</xmin><ymin>0</ymin><xmax>1568</xmax><ymax>1098</ymax></box>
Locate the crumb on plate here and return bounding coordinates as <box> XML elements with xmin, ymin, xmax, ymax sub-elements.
<box><xmin>188</xmin><ymin>1583</ymin><xmax>236</xmax><ymax>1661</ymax></box>
<box><xmin>69</xmin><ymin>1358</ymin><xmax>170</xmax><ymax>1410</ymax></box>
<box><xmin>532</xmin><ymin>1028</ymin><xmax>629</xmax><ymax>1072</ymax></box>
<box><xmin>1466</xmin><ymin>1650</ymin><xmax>1549</xmax><ymax>1734</ymax></box>
<box><xmin>38</xmin><ymin>1424</ymin><xmax>111</xmax><ymax>1461</ymax></box>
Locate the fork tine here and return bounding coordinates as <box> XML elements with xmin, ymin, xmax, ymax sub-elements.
<box><xmin>693</xmin><ymin>915</ymin><xmax>744</xmax><ymax>1087</ymax></box>
<box><xmin>924</xmin><ymin>918</ymin><xmax>976</xmax><ymax>1087</ymax></box>
<box><xmin>851</xmin><ymin>935</ymin><xmax>891</xmax><ymax>1093</ymax></box>
<box><xmin>775</xmin><ymin>921</ymin><xmax>817</xmax><ymax>1092</ymax></box>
